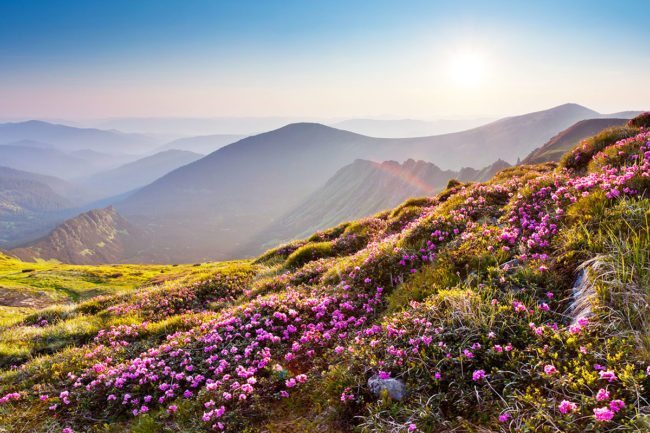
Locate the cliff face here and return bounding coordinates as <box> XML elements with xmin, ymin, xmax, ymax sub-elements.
<box><xmin>10</xmin><ymin>206</ymin><xmax>144</xmax><ymax>264</ymax></box>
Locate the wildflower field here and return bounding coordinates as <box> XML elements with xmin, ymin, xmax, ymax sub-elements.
<box><xmin>1</xmin><ymin>115</ymin><xmax>649</xmax><ymax>432</ymax></box>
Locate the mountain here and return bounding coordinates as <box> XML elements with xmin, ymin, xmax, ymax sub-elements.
<box><xmin>393</xmin><ymin>103</ymin><xmax>601</xmax><ymax>168</ymax></box>
<box><xmin>114</xmin><ymin>104</ymin><xmax>605</xmax><ymax>262</ymax></box>
<box><xmin>9</xmin><ymin>206</ymin><xmax>146</xmax><ymax>264</ymax></box>
<box><xmin>2</xmin><ymin>115</ymin><xmax>649</xmax><ymax>433</ymax></box>
<box><xmin>331</xmin><ymin>117</ymin><xmax>493</xmax><ymax>137</ymax></box>
<box><xmin>79</xmin><ymin>150</ymin><xmax>203</xmax><ymax>200</ymax></box>
<box><xmin>0</xmin><ymin>144</ymin><xmax>90</xmax><ymax>178</ymax></box>
<box><xmin>0</xmin><ymin>166</ymin><xmax>91</xmax><ymax>247</ymax></box>
<box><xmin>91</xmin><ymin>116</ymin><xmax>318</xmax><ymax>136</ymax></box>
<box><xmin>0</xmin><ymin>120</ymin><xmax>157</xmax><ymax>153</ymax></box>
<box><xmin>246</xmin><ymin>158</ymin><xmax>510</xmax><ymax>251</ymax></box>
<box><xmin>156</xmin><ymin>134</ymin><xmax>245</xmax><ymax>154</ymax></box>
<box><xmin>0</xmin><ymin>167</ymin><xmax>73</xmax><ymax>216</ymax></box>
<box><xmin>0</xmin><ymin>143</ymin><xmax>139</xmax><ymax>179</ymax></box>
<box><xmin>522</xmin><ymin>118</ymin><xmax>629</xmax><ymax>164</ymax></box>
<box><xmin>604</xmin><ymin>110</ymin><xmax>644</xmax><ymax>118</ymax></box>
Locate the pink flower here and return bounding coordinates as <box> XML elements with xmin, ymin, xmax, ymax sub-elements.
<box><xmin>167</xmin><ymin>405</ymin><xmax>178</xmax><ymax>413</ymax></box>
<box><xmin>62</xmin><ymin>429</ymin><xmax>74</xmax><ymax>433</ymax></box>
<box><xmin>596</xmin><ymin>388</ymin><xmax>610</xmax><ymax>401</ymax></box>
<box><xmin>378</xmin><ymin>371</ymin><xmax>391</xmax><ymax>380</ymax></box>
<box><xmin>472</xmin><ymin>370</ymin><xmax>486</xmax><ymax>382</ymax></box>
<box><xmin>543</xmin><ymin>364</ymin><xmax>557</xmax><ymax>375</ymax></box>
<box><xmin>498</xmin><ymin>412</ymin><xmax>511</xmax><ymax>422</ymax></box>
<box><xmin>593</xmin><ymin>406</ymin><xmax>615</xmax><ymax>421</ymax></box>
<box><xmin>285</xmin><ymin>378</ymin><xmax>297</xmax><ymax>388</ymax></box>
<box><xmin>408</xmin><ymin>424</ymin><xmax>417</xmax><ymax>432</ymax></box>
<box><xmin>558</xmin><ymin>400</ymin><xmax>578</xmax><ymax>414</ymax></box>
<box><xmin>609</xmin><ymin>399</ymin><xmax>625</xmax><ymax>413</ymax></box>
<box><xmin>599</xmin><ymin>370</ymin><xmax>618</xmax><ymax>382</ymax></box>
<box><xmin>295</xmin><ymin>374</ymin><xmax>308</xmax><ymax>383</ymax></box>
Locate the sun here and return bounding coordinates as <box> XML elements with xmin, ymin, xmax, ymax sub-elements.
<box><xmin>448</xmin><ymin>50</ymin><xmax>486</xmax><ymax>89</ymax></box>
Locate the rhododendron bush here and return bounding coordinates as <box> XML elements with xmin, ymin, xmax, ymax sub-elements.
<box><xmin>1</xmin><ymin>123</ymin><xmax>649</xmax><ymax>432</ymax></box>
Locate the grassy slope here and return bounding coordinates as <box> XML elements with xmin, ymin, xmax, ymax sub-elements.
<box><xmin>0</xmin><ymin>116</ymin><xmax>649</xmax><ymax>432</ymax></box>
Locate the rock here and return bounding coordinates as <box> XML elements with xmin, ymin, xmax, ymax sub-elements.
<box><xmin>567</xmin><ymin>267</ymin><xmax>594</xmax><ymax>325</ymax></box>
<box><xmin>368</xmin><ymin>375</ymin><xmax>407</xmax><ymax>401</ymax></box>
<box><xmin>499</xmin><ymin>258</ymin><xmax>520</xmax><ymax>271</ymax></box>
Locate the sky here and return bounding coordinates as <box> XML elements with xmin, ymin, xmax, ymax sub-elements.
<box><xmin>0</xmin><ymin>0</ymin><xmax>649</xmax><ymax>120</ymax></box>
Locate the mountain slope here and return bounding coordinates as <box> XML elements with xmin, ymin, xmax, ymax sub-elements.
<box><xmin>0</xmin><ymin>142</ymin><xmax>139</xmax><ymax>180</ymax></box>
<box><xmin>156</xmin><ymin>134</ymin><xmax>245</xmax><ymax>154</ymax></box>
<box><xmin>114</xmin><ymin>104</ymin><xmax>602</xmax><ymax>262</ymax></box>
<box><xmin>0</xmin><ymin>144</ymin><xmax>94</xmax><ymax>178</ymax></box>
<box><xmin>0</xmin><ymin>166</ymin><xmax>86</xmax><ymax>204</ymax></box>
<box><xmin>10</xmin><ymin>206</ymin><xmax>146</xmax><ymax>264</ymax></box>
<box><xmin>1</xmin><ymin>116</ymin><xmax>649</xmax><ymax>433</ymax></box>
<box><xmin>522</xmin><ymin>118</ymin><xmax>629</xmax><ymax>164</ymax></box>
<box><xmin>0</xmin><ymin>120</ymin><xmax>156</xmax><ymax>153</ymax></box>
<box><xmin>395</xmin><ymin>103</ymin><xmax>600</xmax><ymax>167</ymax></box>
<box><xmin>331</xmin><ymin>117</ymin><xmax>492</xmax><ymax>137</ymax></box>
<box><xmin>0</xmin><ymin>167</ymin><xmax>95</xmax><ymax>248</ymax></box>
<box><xmin>0</xmin><ymin>167</ymin><xmax>73</xmax><ymax>216</ymax></box>
<box><xmin>246</xmin><ymin>158</ymin><xmax>510</xmax><ymax>251</ymax></box>
<box><xmin>116</xmin><ymin>123</ymin><xmax>385</xmax><ymax>261</ymax></box>
<box><xmin>79</xmin><ymin>149</ymin><xmax>203</xmax><ymax>200</ymax></box>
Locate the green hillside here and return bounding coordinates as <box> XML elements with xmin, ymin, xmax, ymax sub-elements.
<box><xmin>0</xmin><ymin>114</ymin><xmax>649</xmax><ymax>432</ymax></box>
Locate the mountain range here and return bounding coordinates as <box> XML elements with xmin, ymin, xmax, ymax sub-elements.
<box><xmin>3</xmin><ymin>103</ymin><xmax>645</xmax><ymax>263</ymax></box>
<box><xmin>78</xmin><ymin>149</ymin><xmax>203</xmax><ymax>200</ymax></box>
<box><xmin>109</xmin><ymin>103</ymin><xmax>616</xmax><ymax>261</ymax></box>
<box><xmin>0</xmin><ymin>120</ymin><xmax>157</xmax><ymax>153</ymax></box>
<box><xmin>522</xmin><ymin>118</ymin><xmax>629</xmax><ymax>164</ymax></box>
<box><xmin>155</xmin><ymin>134</ymin><xmax>246</xmax><ymax>154</ymax></box>
<box><xmin>245</xmin><ymin>158</ymin><xmax>510</xmax><ymax>252</ymax></box>
<box><xmin>330</xmin><ymin>117</ymin><xmax>495</xmax><ymax>137</ymax></box>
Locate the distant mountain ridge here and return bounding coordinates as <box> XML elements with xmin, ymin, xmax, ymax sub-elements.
<box><xmin>0</xmin><ymin>142</ymin><xmax>141</xmax><ymax>180</ymax></box>
<box><xmin>79</xmin><ymin>149</ymin><xmax>203</xmax><ymax>200</ymax></box>
<box><xmin>111</xmin><ymin>103</ymin><xmax>606</xmax><ymax>262</ymax></box>
<box><xmin>156</xmin><ymin>134</ymin><xmax>245</xmax><ymax>154</ymax></box>
<box><xmin>0</xmin><ymin>167</ymin><xmax>73</xmax><ymax>217</ymax></box>
<box><xmin>0</xmin><ymin>166</ymin><xmax>91</xmax><ymax>247</ymax></box>
<box><xmin>331</xmin><ymin>117</ymin><xmax>493</xmax><ymax>138</ymax></box>
<box><xmin>5</xmin><ymin>104</ymin><xmax>643</xmax><ymax>263</ymax></box>
<box><xmin>0</xmin><ymin>120</ymin><xmax>157</xmax><ymax>153</ymax></box>
<box><xmin>245</xmin><ymin>158</ymin><xmax>510</xmax><ymax>253</ymax></box>
<box><xmin>522</xmin><ymin>118</ymin><xmax>629</xmax><ymax>164</ymax></box>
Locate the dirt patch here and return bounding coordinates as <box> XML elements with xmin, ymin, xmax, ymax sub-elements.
<box><xmin>0</xmin><ymin>286</ymin><xmax>54</xmax><ymax>308</ymax></box>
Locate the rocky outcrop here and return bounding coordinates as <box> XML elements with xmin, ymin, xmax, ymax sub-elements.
<box><xmin>368</xmin><ymin>375</ymin><xmax>407</xmax><ymax>401</ymax></box>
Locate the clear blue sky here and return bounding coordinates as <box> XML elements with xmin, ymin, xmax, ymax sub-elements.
<box><xmin>0</xmin><ymin>0</ymin><xmax>648</xmax><ymax>119</ymax></box>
